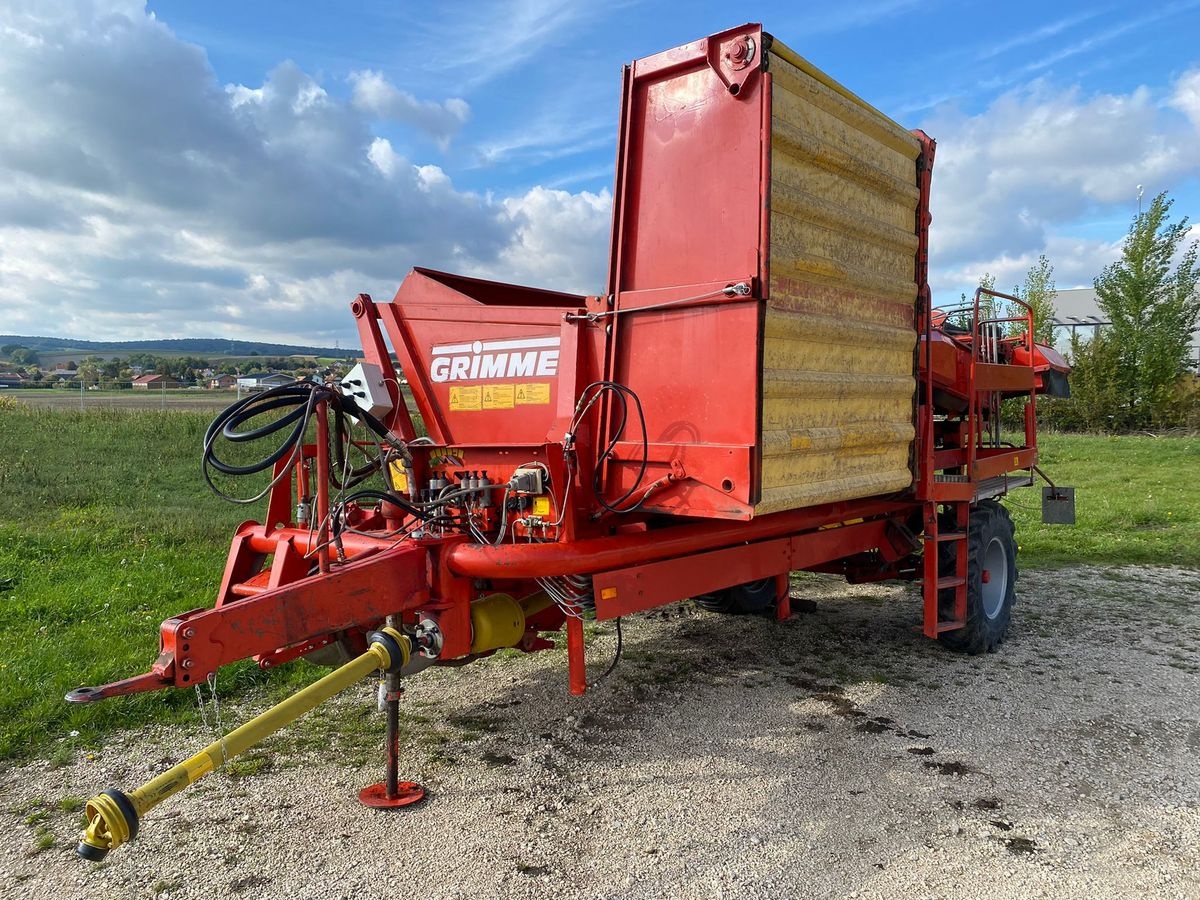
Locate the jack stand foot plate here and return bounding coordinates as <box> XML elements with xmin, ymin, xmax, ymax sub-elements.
<box><xmin>358</xmin><ymin>782</ymin><xmax>425</xmax><ymax>809</ymax></box>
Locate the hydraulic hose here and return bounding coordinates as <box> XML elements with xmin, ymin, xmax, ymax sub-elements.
<box><xmin>76</xmin><ymin>628</ymin><xmax>411</xmax><ymax>862</ymax></box>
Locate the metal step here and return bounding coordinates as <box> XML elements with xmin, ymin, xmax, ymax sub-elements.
<box><xmin>935</xmin><ymin>620</ymin><xmax>965</xmax><ymax>633</ymax></box>
<box><xmin>935</xmin><ymin>530</ymin><xmax>966</xmax><ymax>542</ymax></box>
<box><xmin>935</xmin><ymin>576</ymin><xmax>965</xmax><ymax>589</ymax></box>
<box><xmin>975</xmin><ymin>471</ymin><xmax>1034</xmax><ymax>500</ymax></box>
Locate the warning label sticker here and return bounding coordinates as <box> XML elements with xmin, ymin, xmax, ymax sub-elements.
<box><xmin>451</xmin><ymin>382</ymin><xmax>551</xmax><ymax>412</ymax></box>
<box><xmin>481</xmin><ymin>384</ymin><xmax>515</xmax><ymax>410</ymax></box>
<box><xmin>449</xmin><ymin>385</ymin><xmax>481</xmax><ymax>411</ymax></box>
<box><xmin>514</xmin><ymin>383</ymin><xmax>551</xmax><ymax>406</ymax></box>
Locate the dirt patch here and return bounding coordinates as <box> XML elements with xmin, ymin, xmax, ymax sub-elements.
<box><xmin>2</xmin><ymin>565</ymin><xmax>1198</xmax><ymax>899</ymax></box>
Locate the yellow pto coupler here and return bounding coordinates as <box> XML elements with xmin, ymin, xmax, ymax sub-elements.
<box><xmin>77</xmin><ymin>627</ymin><xmax>411</xmax><ymax>861</ymax></box>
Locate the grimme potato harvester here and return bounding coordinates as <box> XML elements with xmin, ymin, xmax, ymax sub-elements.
<box><xmin>73</xmin><ymin>24</ymin><xmax>1073</xmax><ymax>860</ymax></box>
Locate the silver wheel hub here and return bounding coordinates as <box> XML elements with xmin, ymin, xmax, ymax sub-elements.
<box><xmin>981</xmin><ymin>537</ymin><xmax>1008</xmax><ymax>619</ymax></box>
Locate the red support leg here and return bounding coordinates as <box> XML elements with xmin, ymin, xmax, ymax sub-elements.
<box><xmin>774</xmin><ymin>572</ymin><xmax>791</xmax><ymax>621</ymax></box>
<box><xmin>566</xmin><ymin>616</ymin><xmax>586</xmax><ymax>696</ymax></box>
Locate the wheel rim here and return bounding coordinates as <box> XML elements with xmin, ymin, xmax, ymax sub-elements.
<box><xmin>981</xmin><ymin>537</ymin><xmax>1008</xmax><ymax>619</ymax></box>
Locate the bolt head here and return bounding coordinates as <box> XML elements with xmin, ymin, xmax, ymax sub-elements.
<box><xmin>181</xmin><ymin>659</ymin><xmax>194</xmax><ymax>669</ymax></box>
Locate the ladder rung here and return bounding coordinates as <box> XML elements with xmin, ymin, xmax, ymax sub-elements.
<box><xmin>935</xmin><ymin>530</ymin><xmax>966</xmax><ymax>542</ymax></box>
<box><xmin>935</xmin><ymin>576</ymin><xmax>965</xmax><ymax>589</ymax></box>
<box><xmin>936</xmin><ymin>620</ymin><xmax>965</xmax><ymax>633</ymax></box>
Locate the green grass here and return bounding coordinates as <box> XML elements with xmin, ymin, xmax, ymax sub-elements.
<box><xmin>0</xmin><ymin>405</ymin><xmax>321</xmax><ymax>760</ymax></box>
<box><xmin>1005</xmin><ymin>433</ymin><xmax>1200</xmax><ymax>567</ymax></box>
<box><xmin>0</xmin><ymin>403</ymin><xmax>1195</xmax><ymax>763</ymax></box>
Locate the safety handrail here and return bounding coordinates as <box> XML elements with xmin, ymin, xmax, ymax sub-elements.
<box><xmin>968</xmin><ymin>287</ymin><xmax>1037</xmax><ymax>476</ymax></box>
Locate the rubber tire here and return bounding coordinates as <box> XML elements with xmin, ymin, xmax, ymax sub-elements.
<box><xmin>694</xmin><ymin>578</ymin><xmax>777</xmax><ymax>615</ymax></box>
<box><xmin>937</xmin><ymin>500</ymin><xmax>1017</xmax><ymax>654</ymax></box>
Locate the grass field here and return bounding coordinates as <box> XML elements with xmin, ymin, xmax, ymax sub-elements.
<box><xmin>12</xmin><ymin>388</ymin><xmax>236</xmax><ymax>411</ymax></box>
<box><xmin>0</xmin><ymin>400</ymin><xmax>1196</xmax><ymax>762</ymax></box>
<box><xmin>1005</xmin><ymin>432</ymin><xmax>1200</xmax><ymax>567</ymax></box>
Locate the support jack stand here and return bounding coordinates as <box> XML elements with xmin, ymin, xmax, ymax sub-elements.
<box><xmin>358</xmin><ymin>671</ymin><xmax>425</xmax><ymax>810</ymax></box>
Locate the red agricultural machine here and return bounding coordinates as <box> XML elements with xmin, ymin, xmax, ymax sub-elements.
<box><xmin>73</xmin><ymin>24</ymin><xmax>1073</xmax><ymax>860</ymax></box>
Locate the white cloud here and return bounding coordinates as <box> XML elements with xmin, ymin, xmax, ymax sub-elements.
<box><xmin>1171</xmin><ymin>69</ymin><xmax>1200</xmax><ymax>129</ymax></box>
<box><xmin>414</xmin><ymin>165</ymin><xmax>452</xmax><ymax>193</ymax></box>
<box><xmin>366</xmin><ymin>137</ymin><xmax>402</xmax><ymax>178</ymax></box>
<box><xmin>926</xmin><ymin>71</ymin><xmax>1200</xmax><ymax>297</ymax></box>
<box><xmin>404</xmin><ymin>0</ymin><xmax>619</xmax><ymax>92</ymax></box>
<box><xmin>349</xmin><ymin>70</ymin><xmax>469</xmax><ymax>145</ymax></box>
<box><xmin>0</xmin><ymin>1</ymin><xmax>610</xmax><ymax>345</ymax></box>
<box><xmin>470</xmin><ymin>187</ymin><xmax>611</xmax><ymax>294</ymax></box>
<box><xmin>937</xmin><ymin>234</ymin><xmax>1125</xmax><ymax>298</ymax></box>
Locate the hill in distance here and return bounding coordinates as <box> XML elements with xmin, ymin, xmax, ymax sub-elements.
<box><xmin>0</xmin><ymin>335</ymin><xmax>360</xmax><ymax>359</ymax></box>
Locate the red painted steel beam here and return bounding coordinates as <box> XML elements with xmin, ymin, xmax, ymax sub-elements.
<box><xmin>592</xmin><ymin>518</ymin><xmax>890</xmax><ymax>619</ymax></box>
<box><xmin>972</xmin><ymin>448</ymin><xmax>1038</xmax><ymax>481</ymax></box>
<box><xmin>166</xmin><ymin>542</ymin><xmax>430</xmax><ymax>686</ymax></box>
<box><xmin>446</xmin><ymin>499</ymin><xmax>910</xmax><ymax>579</ymax></box>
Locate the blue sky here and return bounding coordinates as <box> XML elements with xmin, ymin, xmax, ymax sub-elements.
<box><xmin>2</xmin><ymin>0</ymin><xmax>1200</xmax><ymax>345</ymax></box>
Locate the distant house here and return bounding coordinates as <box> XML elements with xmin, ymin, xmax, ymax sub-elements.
<box><xmin>236</xmin><ymin>373</ymin><xmax>293</xmax><ymax>392</ymax></box>
<box><xmin>209</xmin><ymin>373</ymin><xmax>237</xmax><ymax>390</ymax></box>
<box><xmin>132</xmin><ymin>373</ymin><xmax>180</xmax><ymax>390</ymax></box>
<box><xmin>0</xmin><ymin>372</ymin><xmax>24</xmax><ymax>388</ymax></box>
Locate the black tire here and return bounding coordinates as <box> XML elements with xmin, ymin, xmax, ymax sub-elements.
<box><xmin>694</xmin><ymin>578</ymin><xmax>777</xmax><ymax>615</ymax></box>
<box><xmin>937</xmin><ymin>500</ymin><xmax>1017</xmax><ymax>653</ymax></box>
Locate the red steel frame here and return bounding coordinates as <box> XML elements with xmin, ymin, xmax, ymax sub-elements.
<box><xmin>70</xmin><ymin>24</ymin><xmax>1052</xmax><ymax>710</ymax></box>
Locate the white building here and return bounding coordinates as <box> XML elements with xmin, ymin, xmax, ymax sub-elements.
<box><xmin>1050</xmin><ymin>287</ymin><xmax>1199</xmax><ymax>365</ymax></box>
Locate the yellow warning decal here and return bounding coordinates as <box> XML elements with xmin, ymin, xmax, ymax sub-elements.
<box><xmin>515</xmin><ymin>383</ymin><xmax>551</xmax><ymax>405</ymax></box>
<box><xmin>482</xmin><ymin>384</ymin><xmax>515</xmax><ymax>410</ymax></box>
<box><xmin>387</xmin><ymin>460</ymin><xmax>409</xmax><ymax>492</ymax></box>
<box><xmin>532</xmin><ymin>496</ymin><xmax>551</xmax><ymax>516</ymax></box>
<box><xmin>449</xmin><ymin>386</ymin><xmax>481</xmax><ymax>411</ymax></box>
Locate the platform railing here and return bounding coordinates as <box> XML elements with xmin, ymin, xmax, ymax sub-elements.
<box><xmin>968</xmin><ymin>287</ymin><xmax>1036</xmax><ymax>477</ymax></box>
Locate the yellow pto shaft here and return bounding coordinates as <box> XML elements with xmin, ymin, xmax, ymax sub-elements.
<box><xmin>77</xmin><ymin>627</ymin><xmax>411</xmax><ymax>861</ymax></box>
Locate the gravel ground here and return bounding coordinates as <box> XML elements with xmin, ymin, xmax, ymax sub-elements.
<box><xmin>3</xmin><ymin>565</ymin><xmax>1198</xmax><ymax>899</ymax></box>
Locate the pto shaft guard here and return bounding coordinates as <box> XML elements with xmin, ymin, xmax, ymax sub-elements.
<box><xmin>76</xmin><ymin>628</ymin><xmax>410</xmax><ymax>861</ymax></box>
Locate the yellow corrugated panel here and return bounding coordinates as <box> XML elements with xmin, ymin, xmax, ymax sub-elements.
<box><xmin>757</xmin><ymin>46</ymin><xmax>919</xmax><ymax>515</ymax></box>
<box><xmin>768</xmin><ymin>39</ymin><xmax>920</xmax><ymax>159</ymax></box>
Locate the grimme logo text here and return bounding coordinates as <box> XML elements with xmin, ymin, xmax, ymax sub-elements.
<box><xmin>429</xmin><ymin>336</ymin><xmax>560</xmax><ymax>383</ymax></box>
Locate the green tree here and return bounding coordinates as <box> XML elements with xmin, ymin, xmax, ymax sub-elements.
<box><xmin>1013</xmin><ymin>255</ymin><xmax>1057</xmax><ymax>345</ymax></box>
<box><xmin>1044</xmin><ymin>331</ymin><xmax>1124</xmax><ymax>430</ymax></box>
<box><xmin>1095</xmin><ymin>192</ymin><xmax>1200</xmax><ymax>427</ymax></box>
<box><xmin>77</xmin><ymin>358</ymin><xmax>102</xmax><ymax>386</ymax></box>
<box><xmin>9</xmin><ymin>347</ymin><xmax>39</xmax><ymax>366</ymax></box>
<box><xmin>954</xmin><ymin>273</ymin><xmax>996</xmax><ymax>329</ymax></box>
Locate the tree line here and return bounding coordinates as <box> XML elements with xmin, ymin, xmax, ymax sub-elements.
<box><xmin>979</xmin><ymin>191</ymin><xmax>1199</xmax><ymax>432</ymax></box>
<box><xmin>0</xmin><ymin>351</ymin><xmax>343</xmax><ymax>387</ymax></box>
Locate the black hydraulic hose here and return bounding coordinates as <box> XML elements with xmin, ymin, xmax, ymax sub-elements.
<box><xmin>202</xmin><ymin>379</ymin><xmax>410</xmax><ymax>509</ymax></box>
<box><xmin>329</xmin><ymin>403</ymin><xmax>383</xmax><ymax>490</ymax></box>
<box><xmin>203</xmin><ymin>384</ymin><xmax>321</xmax><ymax>478</ymax></box>
<box><xmin>219</xmin><ymin>391</ymin><xmax>313</xmax><ymax>443</ymax></box>
<box><xmin>337</xmin><ymin>489</ymin><xmax>433</xmax><ymax>522</ymax></box>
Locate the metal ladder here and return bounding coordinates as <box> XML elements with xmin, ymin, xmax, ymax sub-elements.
<box><xmin>922</xmin><ymin>497</ymin><xmax>968</xmax><ymax>638</ymax></box>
